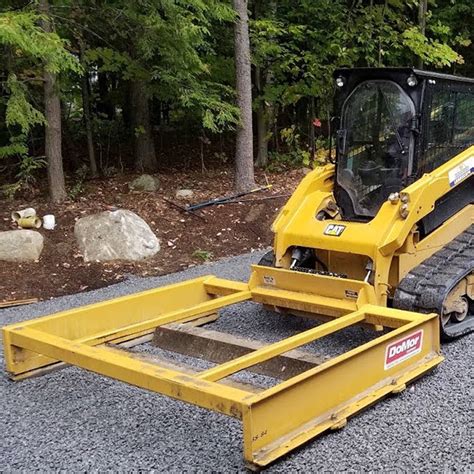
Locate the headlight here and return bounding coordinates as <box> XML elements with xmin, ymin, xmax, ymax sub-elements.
<box><xmin>407</xmin><ymin>74</ymin><xmax>418</xmax><ymax>87</ymax></box>
<box><xmin>335</xmin><ymin>76</ymin><xmax>345</xmax><ymax>88</ymax></box>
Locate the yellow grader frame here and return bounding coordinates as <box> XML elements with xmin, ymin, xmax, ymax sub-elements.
<box><xmin>4</xmin><ymin>147</ymin><xmax>472</xmax><ymax>468</ymax></box>
<box><xmin>3</xmin><ymin>271</ymin><xmax>442</xmax><ymax>467</ymax></box>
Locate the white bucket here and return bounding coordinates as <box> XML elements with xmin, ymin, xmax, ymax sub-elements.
<box><xmin>43</xmin><ymin>214</ymin><xmax>56</xmax><ymax>230</ymax></box>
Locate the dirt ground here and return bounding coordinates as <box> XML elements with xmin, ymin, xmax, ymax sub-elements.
<box><xmin>0</xmin><ymin>166</ymin><xmax>305</xmax><ymax>302</ymax></box>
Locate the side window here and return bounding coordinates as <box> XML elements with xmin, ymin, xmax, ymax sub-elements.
<box><xmin>422</xmin><ymin>87</ymin><xmax>473</xmax><ymax>174</ymax></box>
<box><xmin>453</xmin><ymin>92</ymin><xmax>474</xmax><ymax>145</ymax></box>
<box><xmin>427</xmin><ymin>90</ymin><xmax>454</xmax><ymax>147</ymax></box>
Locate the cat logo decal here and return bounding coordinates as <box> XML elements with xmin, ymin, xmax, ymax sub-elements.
<box><xmin>324</xmin><ymin>224</ymin><xmax>346</xmax><ymax>237</ymax></box>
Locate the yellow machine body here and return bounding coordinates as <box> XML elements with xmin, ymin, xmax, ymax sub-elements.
<box><xmin>270</xmin><ymin>146</ymin><xmax>473</xmax><ymax>313</ymax></box>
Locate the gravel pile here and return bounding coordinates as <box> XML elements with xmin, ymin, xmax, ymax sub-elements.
<box><xmin>1</xmin><ymin>251</ymin><xmax>472</xmax><ymax>471</ymax></box>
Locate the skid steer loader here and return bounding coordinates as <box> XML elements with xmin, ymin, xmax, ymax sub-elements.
<box><xmin>3</xmin><ymin>68</ymin><xmax>473</xmax><ymax>468</ymax></box>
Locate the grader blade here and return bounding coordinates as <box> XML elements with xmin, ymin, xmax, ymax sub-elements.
<box><xmin>3</xmin><ymin>274</ymin><xmax>443</xmax><ymax>468</ymax></box>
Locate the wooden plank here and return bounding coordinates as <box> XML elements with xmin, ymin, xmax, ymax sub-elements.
<box><xmin>196</xmin><ymin>312</ymin><xmax>364</xmax><ymax>382</ymax></box>
<box><xmin>0</xmin><ymin>298</ymin><xmax>38</xmax><ymax>308</ymax></box>
<box><xmin>153</xmin><ymin>324</ymin><xmax>326</xmax><ymax>381</ymax></box>
<box><xmin>106</xmin><ymin>345</ymin><xmax>262</xmax><ymax>394</ymax></box>
<box><xmin>111</xmin><ymin>313</ymin><xmax>220</xmax><ymax>349</ymax></box>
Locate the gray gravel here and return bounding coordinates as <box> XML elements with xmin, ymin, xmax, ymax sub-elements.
<box><xmin>1</xmin><ymin>251</ymin><xmax>473</xmax><ymax>472</ymax></box>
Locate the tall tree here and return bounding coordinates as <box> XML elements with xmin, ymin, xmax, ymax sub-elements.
<box><xmin>79</xmin><ymin>39</ymin><xmax>97</xmax><ymax>177</ymax></box>
<box><xmin>0</xmin><ymin>5</ymin><xmax>80</xmax><ymax>198</ymax></box>
<box><xmin>417</xmin><ymin>0</ymin><xmax>428</xmax><ymax>69</ymax></box>
<box><xmin>130</xmin><ymin>79</ymin><xmax>157</xmax><ymax>172</ymax></box>
<box><xmin>253</xmin><ymin>0</ymin><xmax>276</xmax><ymax>168</ymax></box>
<box><xmin>39</xmin><ymin>0</ymin><xmax>66</xmax><ymax>202</ymax></box>
<box><xmin>233</xmin><ymin>0</ymin><xmax>255</xmax><ymax>191</ymax></box>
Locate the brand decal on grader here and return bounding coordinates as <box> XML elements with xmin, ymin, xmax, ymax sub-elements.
<box><xmin>384</xmin><ymin>330</ymin><xmax>423</xmax><ymax>370</ymax></box>
<box><xmin>324</xmin><ymin>224</ymin><xmax>346</xmax><ymax>236</ymax></box>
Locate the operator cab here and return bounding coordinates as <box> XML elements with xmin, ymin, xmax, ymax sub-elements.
<box><xmin>333</xmin><ymin>68</ymin><xmax>474</xmax><ymax>222</ymax></box>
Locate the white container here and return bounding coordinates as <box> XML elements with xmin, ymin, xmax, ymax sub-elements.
<box><xmin>12</xmin><ymin>207</ymin><xmax>36</xmax><ymax>221</ymax></box>
<box><xmin>43</xmin><ymin>214</ymin><xmax>56</xmax><ymax>230</ymax></box>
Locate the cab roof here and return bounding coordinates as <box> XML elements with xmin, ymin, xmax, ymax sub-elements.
<box><xmin>334</xmin><ymin>67</ymin><xmax>474</xmax><ymax>85</ymax></box>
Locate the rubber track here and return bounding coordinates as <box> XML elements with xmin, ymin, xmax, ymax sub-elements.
<box><xmin>394</xmin><ymin>224</ymin><xmax>474</xmax><ymax>339</ymax></box>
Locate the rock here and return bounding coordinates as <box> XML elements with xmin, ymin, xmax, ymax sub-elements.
<box><xmin>302</xmin><ymin>167</ymin><xmax>312</xmax><ymax>176</ymax></box>
<box><xmin>128</xmin><ymin>174</ymin><xmax>159</xmax><ymax>192</ymax></box>
<box><xmin>0</xmin><ymin>230</ymin><xmax>44</xmax><ymax>262</ymax></box>
<box><xmin>175</xmin><ymin>189</ymin><xmax>194</xmax><ymax>200</ymax></box>
<box><xmin>74</xmin><ymin>209</ymin><xmax>160</xmax><ymax>262</ymax></box>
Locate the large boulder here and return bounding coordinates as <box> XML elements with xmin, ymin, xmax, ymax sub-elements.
<box><xmin>0</xmin><ymin>230</ymin><xmax>44</xmax><ymax>262</ymax></box>
<box><xmin>74</xmin><ymin>210</ymin><xmax>160</xmax><ymax>262</ymax></box>
<box><xmin>128</xmin><ymin>174</ymin><xmax>159</xmax><ymax>192</ymax></box>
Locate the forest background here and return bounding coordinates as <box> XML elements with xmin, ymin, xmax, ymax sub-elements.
<box><xmin>0</xmin><ymin>0</ymin><xmax>472</xmax><ymax>201</ymax></box>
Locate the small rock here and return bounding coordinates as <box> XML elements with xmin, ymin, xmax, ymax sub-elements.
<box><xmin>128</xmin><ymin>174</ymin><xmax>160</xmax><ymax>192</ymax></box>
<box><xmin>302</xmin><ymin>167</ymin><xmax>312</xmax><ymax>175</ymax></box>
<box><xmin>0</xmin><ymin>230</ymin><xmax>44</xmax><ymax>262</ymax></box>
<box><xmin>175</xmin><ymin>189</ymin><xmax>194</xmax><ymax>200</ymax></box>
<box><xmin>74</xmin><ymin>209</ymin><xmax>160</xmax><ymax>262</ymax></box>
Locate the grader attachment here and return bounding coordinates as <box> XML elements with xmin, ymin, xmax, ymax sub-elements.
<box><xmin>3</xmin><ymin>270</ymin><xmax>443</xmax><ymax>468</ymax></box>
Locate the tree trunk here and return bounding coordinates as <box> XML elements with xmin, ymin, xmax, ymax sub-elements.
<box><xmin>255</xmin><ymin>64</ymin><xmax>268</xmax><ymax>168</ymax></box>
<box><xmin>233</xmin><ymin>0</ymin><xmax>256</xmax><ymax>191</ymax></box>
<box><xmin>97</xmin><ymin>72</ymin><xmax>115</xmax><ymax>119</ymax></box>
<box><xmin>256</xmin><ymin>103</ymin><xmax>268</xmax><ymax>167</ymax></box>
<box><xmin>80</xmin><ymin>42</ymin><xmax>98</xmax><ymax>177</ymax></box>
<box><xmin>417</xmin><ymin>0</ymin><xmax>427</xmax><ymax>69</ymax></box>
<box><xmin>39</xmin><ymin>0</ymin><xmax>67</xmax><ymax>202</ymax></box>
<box><xmin>130</xmin><ymin>79</ymin><xmax>157</xmax><ymax>172</ymax></box>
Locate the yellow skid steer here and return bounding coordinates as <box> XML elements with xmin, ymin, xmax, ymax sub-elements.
<box><xmin>3</xmin><ymin>68</ymin><xmax>473</xmax><ymax>468</ymax></box>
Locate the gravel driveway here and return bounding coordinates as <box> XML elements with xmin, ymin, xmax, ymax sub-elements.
<box><xmin>1</xmin><ymin>252</ymin><xmax>472</xmax><ymax>472</ymax></box>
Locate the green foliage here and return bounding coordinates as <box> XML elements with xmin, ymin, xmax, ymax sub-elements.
<box><xmin>192</xmin><ymin>249</ymin><xmax>214</xmax><ymax>262</ymax></box>
<box><xmin>0</xmin><ymin>0</ymin><xmax>470</xmax><ymax>195</ymax></box>
<box><xmin>0</xmin><ymin>73</ymin><xmax>46</xmax><ymax>196</ymax></box>
<box><xmin>82</xmin><ymin>0</ymin><xmax>238</xmax><ymax>132</ymax></box>
<box><xmin>68</xmin><ymin>165</ymin><xmax>89</xmax><ymax>201</ymax></box>
<box><xmin>265</xmin><ymin>126</ymin><xmax>311</xmax><ymax>171</ymax></box>
<box><xmin>402</xmin><ymin>26</ymin><xmax>462</xmax><ymax>67</ymax></box>
<box><xmin>0</xmin><ymin>7</ymin><xmax>81</xmax><ymax>195</ymax></box>
<box><xmin>181</xmin><ymin>82</ymin><xmax>239</xmax><ymax>133</ymax></box>
<box><xmin>16</xmin><ymin>154</ymin><xmax>47</xmax><ymax>184</ymax></box>
<box><xmin>0</xmin><ymin>11</ymin><xmax>80</xmax><ymax>74</ymax></box>
<box><xmin>1</xmin><ymin>155</ymin><xmax>47</xmax><ymax>199</ymax></box>
<box><xmin>134</xmin><ymin>126</ymin><xmax>146</xmax><ymax>138</ymax></box>
<box><xmin>430</xmin><ymin>0</ymin><xmax>473</xmax><ymax>76</ymax></box>
<box><xmin>251</xmin><ymin>0</ymin><xmax>467</xmax><ymax>167</ymax></box>
<box><xmin>5</xmin><ymin>74</ymin><xmax>45</xmax><ymax>134</ymax></box>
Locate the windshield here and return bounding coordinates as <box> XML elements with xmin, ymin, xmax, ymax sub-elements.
<box><xmin>337</xmin><ymin>80</ymin><xmax>414</xmax><ymax>217</ymax></box>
